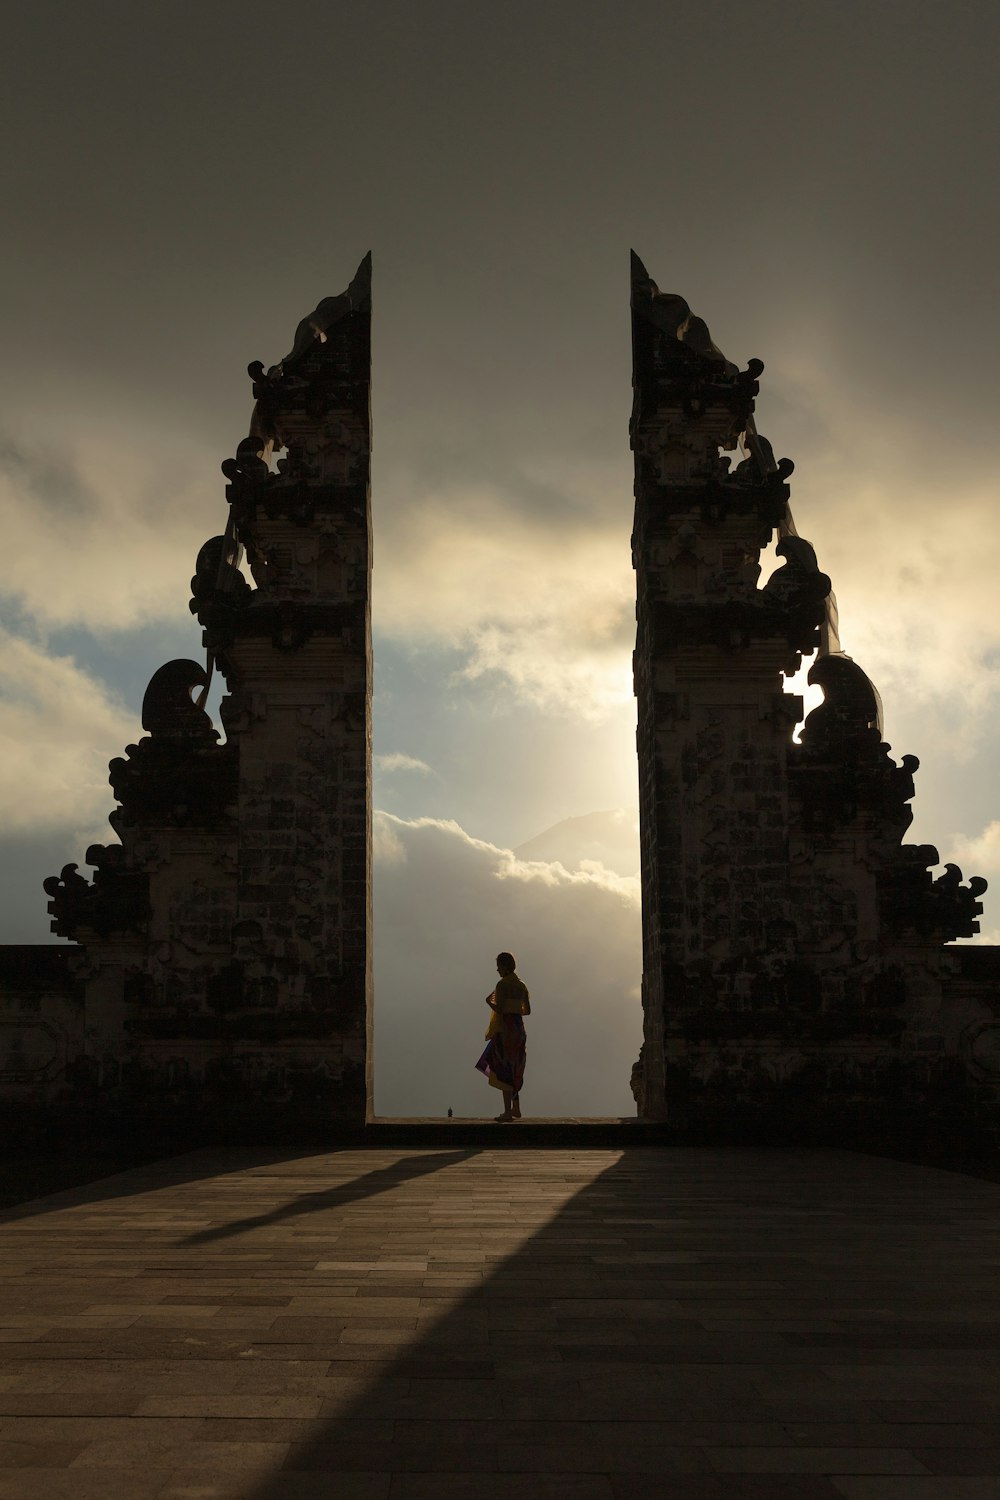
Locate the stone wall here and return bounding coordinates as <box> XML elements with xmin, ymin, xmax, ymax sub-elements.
<box><xmin>629</xmin><ymin>252</ymin><xmax>1000</xmax><ymax>1143</ymax></box>
<box><xmin>0</xmin><ymin>948</ymin><xmax>81</xmax><ymax>1107</ymax></box>
<box><xmin>2</xmin><ymin>255</ymin><xmax>998</xmax><ymax>1149</ymax></box>
<box><xmin>0</xmin><ymin>258</ymin><xmax>374</xmax><ymax>1137</ymax></box>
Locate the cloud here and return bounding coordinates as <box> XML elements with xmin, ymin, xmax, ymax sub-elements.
<box><xmin>370</xmin><ymin>349</ymin><xmax>1000</xmax><ymax>742</ymax></box>
<box><xmin>375</xmin><ymin>752</ymin><xmax>433</xmax><ymax>775</ymax></box>
<box><xmin>0</xmin><ymin>415</ymin><xmax>222</xmax><ymax>634</ymax></box>
<box><xmin>948</xmin><ymin>820</ymin><xmax>1000</xmax><ymax>884</ymax></box>
<box><xmin>935</xmin><ymin>821</ymin><xmax>999</xmax><ymax>946</ymax></box>
<box><xmin>805</xmin><ymin>483</ymin><xmax>1000</xmax><ymax>739</ymax></box>
<box><xmin>374</xmin><ymin>478</ymin><xmax>635</xmax><ymax>720</ymax></box>
<box><xmin>372</xmin><ymin>811</ymin><xmax>642</xmax><ymax>1118</ymax></box>
<box><xmin>0</xmin><ymin>628</ymin><xmax>139</xmax><ymax>836</ymax></box>
<box><xmin>514</xmin><ymin>808</ymin><xmax>640</xmax><ymax>878</ymax></box>
<box><xmin>764</xmin><ymin>363</ymin><xmax>1000</xmax><ymax>760</ymax></box>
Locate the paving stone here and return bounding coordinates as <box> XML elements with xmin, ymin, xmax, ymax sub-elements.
<box><xmin>609</xmin><ymin>1483</ymin><xmax>844</xmax><ymax>1499</ymax></box>
<box><xmin>0</xmin><ymin>1394</ymin><xmax>143</xmax><ymax>1416</ymax></box>
<box><xmin>832</xmin><ymin>1483</ymin><xmax>1000</xmax><ymax>1498</ymax></box>
<box><xmin>495</xmin><ymin>1440</ymin><xmax>713</xmax><ymax>1472</ymax></box>
<box><xmin>140</xmin><ymin>1396</ymin><xmax>326</xmax><ymax>1421</ymax></box>
<box><xmin>706</xmin><ymin>1446</ymin><xmax>932</xmax><ymax>1473</ymax></box>
<box><xmin>784</xmin><ymin>1423</ymin><xmax>994</xmax><ymax>1448</ymax></box>
<box><xmin>69</xmin><ymin>1438</ymin><xmax>291</xmax><ymax>1469</ymax></box>
<box><xmin>910</xmin><ymin>1449</ymin><xmax>1000</xmax><ymax>1475</ymax></box>
<box><xmin>0</xmin><ymin>1473</ymin><xmax>178</xmax><ymax>1499</ymax></box>
<box><xmin>0</xmin><ymin>1416</ymin><xmax>203</xmax><ymax>1441</ymax></box>
<box><xmin>0</xmin><ymin>1145</ymin><xmax>999</xmax><ymax>1498</ymax></box>
<box><xmin>159</xmin><ymin>1478</ymin><xmax>390</xmax><ymax>1500</ymax></box>
<box><xmin>0</xmin><ymin>1437</ymin><xmax>89</xmax><ymax>1465</ymax></box>
<box><xmin>388</xmin><ymin>1477</ymin><xmax>614</xmax><ymax>1499</ymax></box>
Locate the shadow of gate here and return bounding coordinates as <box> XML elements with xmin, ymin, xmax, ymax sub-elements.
<box><xmin>216</xmin><ymin>1144</ymin><xmax>1000</xmax><ymax>1500</ymax></box>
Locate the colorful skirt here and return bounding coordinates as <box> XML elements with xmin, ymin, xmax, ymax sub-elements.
<box><xmin>475</xmin><ymin>1014</ymin><xmax>526</xmax><ymax>1094</ymax></box>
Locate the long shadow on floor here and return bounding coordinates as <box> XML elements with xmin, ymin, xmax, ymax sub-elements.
<box><xmin>177</xmin><ymin>1150</ymin><xmax>482</xmax><ymax>1249</ymax></box>
<box><xmin>0</xmin><ymin>1144</ymin><xmax>427</xmax><ymax>1226</ymax></box>
<box><xmin>218</xmin><ymin>1145</ymin><xmax>1000</xmax><ymax>1500</ymax></box>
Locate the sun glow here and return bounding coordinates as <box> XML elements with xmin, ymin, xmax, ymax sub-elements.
<box><xmin>783</xmin><ymin>649</ymin><xmax>824</xmax><ymax>743</ymax></box>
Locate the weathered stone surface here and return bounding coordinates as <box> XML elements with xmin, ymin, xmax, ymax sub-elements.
<box><xmin>0</xmin><ymin>948</ymin><xmax>81</xmax><ymax>1097</ymax></box>
<box><xmin>6</xmin><ymin>256</ymin><xmax>374</xmax><ymax>1131</ymax></box>
<box><xmin>2</xmin><ymin>1145</ymin><xmax>1000</xmax><ymax>1493</ymax></box>
<box><xmin>629</xmin><ymin>252</ymin><xmax>999</xmax><ymax>1140</ymax></box>
<box><xmin>3</xmin><ymin>255</ymin><xmax>999</xmax><ymax>1147</ymax></box>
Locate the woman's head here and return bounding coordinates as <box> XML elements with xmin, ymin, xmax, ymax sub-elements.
<box><xmin>496</xmin><ymin>951</ymin><xmax>516</xmax><ymax>976</ymax></box>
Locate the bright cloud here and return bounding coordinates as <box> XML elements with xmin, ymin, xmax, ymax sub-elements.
<box><xmin>374</xmin><ymin>480</ymin><xmax>635</xmax><ymax>720</ymax></box>
<box><xmin>949</xmin><ymin>820</ymin><xmax>1000</xmax><ymax>883</ymax></box>
<box><xmin>0</xmin><ymin>414</ymin><xmax>221</xmax><ymax>633</ymax></box>
<box><xmin>806</xmin><ymin>485</ymin><xmax>1000</xmax><ymax>733</ymax></box>
<box><xmin>372</xmin><ymin>811</ymin><xmax>642</xmax><ymax>1118</ymax></box>
<box><xmin>0</xmin><ymin>628</ymin><xmax>139</xmax><ymax>836</ymax></box>
<box><xmin>515</xmin><ymin>808</ymin><xmax>640</xmax><ymax>877</ymax></box>
<box><xmin>766</xmin><ymin>365</ymin><xmax>1000</xmax><ymax>760</ymax></box>
<box><xmin>375</xmin><ymin>752</ymin><xmax>433</xmax><ymax>775</ymax></box>
<box><xmin>937</xmin><ymin>821</ymin><xmax>1000</xmax><ymax>946</ymax></box>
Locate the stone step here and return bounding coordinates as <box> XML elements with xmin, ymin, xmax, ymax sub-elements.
<box><xmin>363</xmin><ymin>1117</ymin><xmax>667</xmax><ymax>1148</ymax></box>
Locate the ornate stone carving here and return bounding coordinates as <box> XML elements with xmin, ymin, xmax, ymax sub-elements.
<box><xmin>277</xmin><ymin>256</ymin><xmax>372</xmax><ymax>371</ymax></box>
<box><xmin>630</xmin><ymin>251</ymin><xmax>736</xmax><ymax>370</ymax></box>
<box><xmin>140</xmin><ymin>660</ymin><xmax>218</xmax><ymax>741</ymax></box>
<box><xmin>791</xmin><ymin>654</ymin><xmax>919</xmax><ymax>849</ymax></box>
<box><xmin>44</xmin><ymin>846</ymin><xmax>150</xmax><ymax>941</ymax></box>
<box><xmin>798</xmin><ymin>654</ymin><xmax>883</xmax><ymax>748</ymax></box>
<box><xmin>761</xmin><ymin>535</ymin><xmax>832</xmax><ymax>613</ymax></box>
<box><xmin>190</xmin><ymin>533</ymin><xmax>252</xmax><ymax>642</ymax></box>
<box><xmin>878</xmin><ymin>846</ymin><xmax>988</xmax><ymax>942</ymax></box>
<box><xmin>630</xmin><ymin>252</ymin><xmax>995</xmax><ymax>1138</ymax></box>
<box><xmin>108</xmin><ymin>660</ymin><xmax>237</xmax><ymax>833</ymax></box>
<box><xmin>220</xmin><ymin>436</ymin><xmax>272</xmax><ymax>492</ymax></box>
<box><xmin>0</xmin><ymin>1019</ymin><xmax>60</xmax><ymax>1081</ymax></box>
<box><xmin>243</xmin><ymin>254</ymin><xmax>371</xmax><ymax>457</ymax></box>
<box><xmin>277</xmin><ymin>416</ymin><xmax>366</xmax><ymax>485</ymax></box>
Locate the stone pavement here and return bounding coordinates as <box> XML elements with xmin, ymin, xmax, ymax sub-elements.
<box><xmin>1</xmin><ymin>1146</ymin><xmax>1000</xmax><ymax>1499</ymax></box>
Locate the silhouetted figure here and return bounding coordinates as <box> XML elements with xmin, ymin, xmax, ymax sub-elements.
<box><xmin>474</xmin><ymin>951</ymin><xmax>530</xmax><ymax>1122</ymax></box>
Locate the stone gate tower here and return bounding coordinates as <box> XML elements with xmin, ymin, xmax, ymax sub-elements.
<box><xmin>35</xmin><ymin>256</ymin><xmax>374</xmax><ymax>1132</ymax></box>
<box><xmin>629</xmin><ymin>252</ymin><xmax>999</xmax><ymax>1139</ymax></box>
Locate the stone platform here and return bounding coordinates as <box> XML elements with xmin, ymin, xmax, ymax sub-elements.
<box><xmin>2</xmin><ymin>1145</ymin><xmax>1000</xmax><ymax>1499</ymax></box>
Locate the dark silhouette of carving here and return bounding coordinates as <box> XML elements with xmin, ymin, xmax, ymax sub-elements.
<box><xmin>630</xmin><ymin>250</ymin><xmax>993</xmax><ymax>1135</ymax></box>
<box><xmin>276</xmin><ymin>251</ymin><xmax>372</xmax><ymax>371</ymax></box>
<box><xmin>140</xmin><ymin>660</ymin><xmax>218</xmax><ymax>740</ymax></box>
<box><xmin>44</xmin><ymin>849</ymin><xmax>150</xmax><ymax>941</ymax></box>
<box><xmin>761</xmin><ymin>535</ymin><xmax>832</xmax><ymax>612</ymax></box>
<box><xmin>39</xmin><ymin>253</ymin><xmax>375</xmax><ymax>1125</ymax></box>
<box><xmin>630</xmin><ymin>251</ymin><xmax>736</xmax><ymax>370</ymax></box>
<box><xmin>5</xmin><ymin>252</ymin><xmax>998</xmax><ymax>1151</ymax></box>
<box><xmin>799</xmin><ymin>653</ymin><xmax>883</xmax><ymax>748</ymax></box>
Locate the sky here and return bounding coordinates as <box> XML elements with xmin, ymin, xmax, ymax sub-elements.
<box><xmin>1</xmin><ymin>0</ymin><xmax>999</xmax><ymax>1117</ymax></box>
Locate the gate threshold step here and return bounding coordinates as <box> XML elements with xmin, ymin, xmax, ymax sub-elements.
<box><xmin>364</xmin><ymin>1117</ymin><xmax>665</xmax><ymax>1147</ymax></box>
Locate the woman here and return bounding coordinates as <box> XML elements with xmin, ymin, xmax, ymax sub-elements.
<box><xmin>474</xmin><ymin>951</ymin><xmax>530</xmax><ymax>1122</ymax></box>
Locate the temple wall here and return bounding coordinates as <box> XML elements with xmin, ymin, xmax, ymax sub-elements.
<box><xmin>0</xmin><ymin>948</ymin><xmax>82</xmax><ymax>1108</ymax></box>
<box><xmin>0</xmin><ymin>256</ymin><xmax>998</xmax><ymax>1152</ymax></box>
<box><xmin>0</xmin><ymin>258</ymin><xmax>374</xmax><ymax>1138</ymax></box>
<box><xmin>629</xmin><ymin>254</ymin><xmax>1000</xmax><ymax>1144</ymax></box>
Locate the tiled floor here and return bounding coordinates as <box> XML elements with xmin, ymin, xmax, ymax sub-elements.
<box><xmin>1</xmin><ymin>1146</ymin><xmax>999</xmax><ymax>1498</ymax></box>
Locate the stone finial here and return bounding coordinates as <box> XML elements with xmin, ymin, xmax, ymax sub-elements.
<box><xmin>141</xmin><ymin>661</ymin><xmax>218</xmax><ymax>741</ymax></box>
<box><xmin>800</xmin><ymin>653</ymin><xmax>884</xmax><ymax>749</ymax></box>
<box><xmin>630</xmin><ymin>249</ymin><xmax>736</xmax><ymax>371</ymax></box>
<box><xmin>277</xmin><ymin>252</ymin><xmax>372</xmax><ymax>372</ymax></box>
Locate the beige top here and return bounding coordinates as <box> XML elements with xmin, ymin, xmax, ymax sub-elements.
<box><xmin>495</xmin><ymin>973</ymin><xmax>530</xmax><ymax>1015</ymax></box>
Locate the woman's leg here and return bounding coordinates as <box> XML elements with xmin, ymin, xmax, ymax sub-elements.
<box><xmin>511</xmin><ymin>1091</ymin><xmax>521</xmax><ymax>1118</ymax></box>
<box><xmin>496</xmin><ymin>1089</ymin><xmax>514</xmax><ymax>1121</ymax></box>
